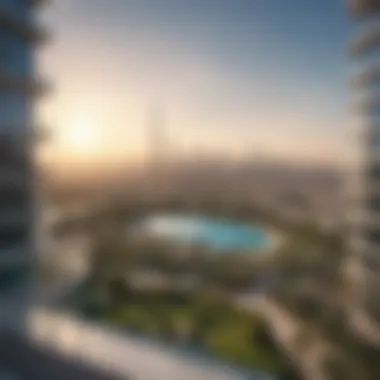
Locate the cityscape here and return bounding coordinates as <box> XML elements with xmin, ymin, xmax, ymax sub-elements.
<box><xmin>1</xmin><ymin>0</ymin><xmax>380</xmax><ymax>380</ymax></box>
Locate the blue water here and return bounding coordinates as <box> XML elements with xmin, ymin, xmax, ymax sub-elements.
<box><xmin>139</xmin><ymin>214</ymin><xmax>269</xmax><ymax>253</ymax></box>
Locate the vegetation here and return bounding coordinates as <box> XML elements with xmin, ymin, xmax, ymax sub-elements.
<box><xmin>55</xmin><ymin>197</ymin><xmax>353</xmax><ymax>379</ymax></box>
<box><xmin>75</xmin><ymin>287</ymin><xmax>298</xmax><ymax>378</ymax></box>
<box><xmin>55</xmin><ymin>203</ymin><xmax>302</xmax><ymax>379</ymax></box>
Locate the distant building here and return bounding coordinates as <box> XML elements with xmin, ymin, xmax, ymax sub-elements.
<box><xmin>147</xmin><ymin>105</ymin><xmax>169</xmax><ymax>174</ymax></box>
<box><xmin>0</xmin><ymin>0</ymin><xmax>49</xmax><ymax>332</ymax></box>
<box><xmin>0</xmin><ymin>3</ymin><xmax>126</xmax><ymax>379</ymax></box>
<box><xmin>349</xmin><ymin>0</ymin><xmax>380</xmax><ymax>332</ymax></box>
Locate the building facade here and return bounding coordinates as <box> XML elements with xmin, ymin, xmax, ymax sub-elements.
<box><xmin>0</xmin><ymin>0</ymin><xmax>47</xmax><ymax>331</ymax></box>
<box><xmin>349</xmin><ymin>0</ymin><xmax>380</xmax><ymax>325</ymax></box>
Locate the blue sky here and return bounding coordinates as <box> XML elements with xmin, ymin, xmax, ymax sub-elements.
<box><xmin>41</xmin><ymin>0</ymin><xmax>355</xmax><ymax>167</ymax></box>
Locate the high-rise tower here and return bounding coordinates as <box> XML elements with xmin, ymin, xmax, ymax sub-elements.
<box><xmin>0</xmin><ymin>0</ymin><xmax>48</xmax><ymax>331</ymax></box>
<box><xmin>147</xmin><ymin>104</ymin><xmax>170</xmax><ymax>177</ymax></box>
<box><xmin>349</xmin><ymin>0</ymin><xmax>380</xmax><ymax>328</ymax></box>
<box><xmin>149</xmin><ymin>105</ymin><xmax>165</xmax><ymax>162</ymax></box>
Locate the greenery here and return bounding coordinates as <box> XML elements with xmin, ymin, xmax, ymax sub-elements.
<box><xmin>61</xmin><ymin>203</ymin><xmax>303</xmax><ymax>379</ymax></box>
<box><xmin>56</xmin><ymin>197</ymin><xmax>351</xmax><ymax>380</ymax></box>
<box><xmin>76</xmin><ymin>287</ymin><xmax>299</xmax><ymax>379</ymax></box>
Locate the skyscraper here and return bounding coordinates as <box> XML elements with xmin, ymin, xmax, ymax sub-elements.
<box><xmin>0</xmin><ymin>0</ymin><xmax>49</xmax><ymax>331</ymax></box>
<box><xmin>147</xmin><ymin>104</ymin><xmax>168</xmax><ymax>172</ymax></box>
<box><xmin>349</xmin><ymin>0</ymin><xmax>380</xmax><ymax>327</ymax></box>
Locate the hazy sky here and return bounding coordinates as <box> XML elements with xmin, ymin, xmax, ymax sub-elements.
<box><xmin>39</xmin><ymin>0</ymin><xmax>354</xmax><ymax>169</ymax></box>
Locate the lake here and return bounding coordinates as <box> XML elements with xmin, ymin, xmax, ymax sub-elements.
<box><xmin>136</xmin><ymin>214</ymin><xmax>270</xmax><ymax>253</ymax></box>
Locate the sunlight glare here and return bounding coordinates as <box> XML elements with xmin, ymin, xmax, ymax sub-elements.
<box><xmin>59</xmin><ymin>116</ymin><xmax>101</xmax><ymax>156</ymax></box>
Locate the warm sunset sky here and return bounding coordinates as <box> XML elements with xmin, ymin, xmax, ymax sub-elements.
<box><xmin>39</xmin><ymin>0</ymin><xmax>355</xmax><ymax>170</ymax></box>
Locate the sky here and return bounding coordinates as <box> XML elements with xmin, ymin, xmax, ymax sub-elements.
<box><xmin>39</xmin><ymin>0</ymin><xmax>355</xmax><ymax>171</ymax></box>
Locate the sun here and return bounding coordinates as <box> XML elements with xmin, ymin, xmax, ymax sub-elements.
<box><xmin>65</xmin><ymin>127</ymin><xmax>94</xmax><ymax>150</ymax></box>
<box><xmin>59</xmin><ymin>117</ymin><xmax>101</xmax><ymax>156</ymax></box>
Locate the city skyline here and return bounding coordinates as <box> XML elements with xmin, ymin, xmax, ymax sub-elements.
<box><xmin>39</xmin><ymin>0</ymin><xmax>353</xmax><ymax>173</ymax></box>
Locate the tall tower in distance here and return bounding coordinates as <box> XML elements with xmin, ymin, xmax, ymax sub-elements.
<box><xmin>349</xmin><ymin>0</ymin><xmax>380</xmax><ymax>336</ymax></box>
<box><xmin>147</xmin><ymin>104</ymin><xmax>169</xmax><ymax>176</ymax></box>
<box><xmin>0</xmin><ymin>0</ymin><xmax>48</xmax><ymax>332</ymax></box>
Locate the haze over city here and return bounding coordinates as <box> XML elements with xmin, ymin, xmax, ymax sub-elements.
<box><xmin>38</xmin><ymin>0</ymin><xmax>354</xmax><ymax>178</ymax></box>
